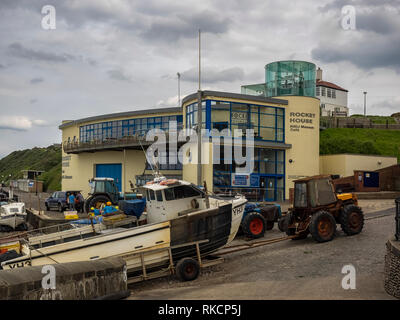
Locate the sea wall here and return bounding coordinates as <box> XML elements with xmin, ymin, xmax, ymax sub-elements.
<box><xmin>0</xmin><ymin>257</ymin><xmax>129</xmax><ymax>300</ymax></box>
<box><xmin>384</xmin><ymin>238</ymin><xmax>400</xmax><ymax>299</ymax></box>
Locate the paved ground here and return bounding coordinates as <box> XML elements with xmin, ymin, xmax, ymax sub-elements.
<box><xmin>128</xmin><ymin>205</ymin><xmax>397</xmax><ymax>300</ymax></box>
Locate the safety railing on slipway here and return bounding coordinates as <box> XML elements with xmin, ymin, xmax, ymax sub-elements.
<box><xmin>396</xmin><ymin>198</ymin><xmax>400</xmax><ymax>241</ymax></box>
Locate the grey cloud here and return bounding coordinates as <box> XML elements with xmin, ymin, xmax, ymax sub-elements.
<box><xmin>140</xmin><ymin>11</ymin><xmax>230</xmax><ymax>42</ymax></box>
<box><xmin>370</xmin><ymin>98</ymin><xmax>400</xmax><ymax>114</ymax></box>
<box><xmin>357</xmin><ymin>10</ymin><xmax>400</xmax><ymax>34</ymax></box>
<box><xmin>30</xmin><ymin>99</ymin><xmax>38</xmax><ymax>104</ymax></box>
<box><xmin>30</xmin><ymin>77</ymin><xmax>44</xmax><ymax>84</ymax></box>
<box><xmin>8</xmin><ymin>43</ymin><xmax>70</xmax><ymax>63</ymax></box>
<box><xmin>311</xmin><ymin>36</ymin><xmax>400</xmax><ymax>70</ymax></box>
<box><xmin>107</xmin><ymin>69</ymin><xmax>132</xmax><ymax>82</ymax></box>
<box><xmin>181</xmin><ymin>67</ymin><xmax>245</xmax><ymax>83</ymax></box>
<box><xmin>0</xmin><ymin>64</ymin><xmax>5</xmax><ymax>68</ymax></box>
<box><xmin>321</xmin><ymin>0</ymin><xmax>400</xmax><ymax>11</ymax></box>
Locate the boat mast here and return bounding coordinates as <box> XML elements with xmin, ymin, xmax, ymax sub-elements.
<box><xmin>197</xmin><ymin>29</ymin><xmax>202</xmax><ymax>187</ymax></box>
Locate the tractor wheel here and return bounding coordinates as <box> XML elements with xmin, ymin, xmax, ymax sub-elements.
<box><xmin>176</xmin><ymin>257</ymin><xmax>200</xmax><ymax>282</ymax></box>
<box><xmin>278</xmin><ymin>214</ymin><xmax>290</xmax><ymax>232</ymax></box>
<box><xmin>242</xmin><ymin>212</ymin><xmax>266</xmax><ymax>238</ymax></box>
<box><xmin>45</xmin><ymin>204</ymin><xmax>50</xmax><ymax>211</ymax></box>
<box><xmin>340</xmin><ymin>205</ymin><xmax>364</xmax><ymax>236</ymax></box>
<box><xmin>88</xmin><ymin>195</ymin><xmax>110</xmax><ymax>212</ymax></box>
<box><xmin>309</xmin><ymin>211</ymin><xmax>337</xmax><ymax>243</ymax></box>
<box><xmin>58</xmin><ymin>203</ymin><xmax>63</xmax><ymax>213</ymax></box>
<box><xmin>266</xmin><ymin>221</ymin><xmax>274</xmax><ymax>231</ymax></box>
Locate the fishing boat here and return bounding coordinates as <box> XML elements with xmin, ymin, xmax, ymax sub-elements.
<box><xmin>0</xmin><ymin>177</ymin><xmax>246</xmax><ymax>272</ymax></box>
<box><xmin>0</xmin><ymin>202</ymin><xmax>27</xmax><ymax>231</ymax></box>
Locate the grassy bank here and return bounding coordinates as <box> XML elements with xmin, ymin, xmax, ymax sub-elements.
<box><xmin>0</xmin><ymin>145</ymin><xmax>61</xmax><ymax>191</ymax></box>
<box><xmin>320</xmin><ymin>128</ymin><xmax>400</xmax><ymax>161</ymax></box>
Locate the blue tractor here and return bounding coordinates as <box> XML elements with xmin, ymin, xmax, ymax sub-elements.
<box><xmin>241</xmin><ymin>203</ymin><xmax>282</xmax><ymax>238</ymax></box>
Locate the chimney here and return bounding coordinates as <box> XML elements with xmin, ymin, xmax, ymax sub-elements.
<box><xmin>316</xmin><ymin>67</ymin><xmax>322</xmax><ymax>81</ymax></box>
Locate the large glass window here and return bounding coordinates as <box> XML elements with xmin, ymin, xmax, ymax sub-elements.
<box><xmin>79</xmin><ymin>115</ymin><xmax>183</xmax><ymax>143</ymax></box>
<box><xmin>203</xmin><ymin>100</ymin><xmax>284</xmax><ymax>143</ymax></box>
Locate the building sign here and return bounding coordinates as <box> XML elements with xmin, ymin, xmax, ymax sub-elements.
<box><xmin>28</xmin><ymin>181</ymin><xmax>34</xmax><ymax>187</ymax></box>
<box><xmin>231</xmin><ymin>112</ymin><xmax>248</xmax><ymax>123</ymax></box>
<box><xmin>289</xmin><ymin>112</ymin><xmax>316</xmax><ymax>132</ymax></box>
<box><xmin>232</xmin><ymin>174</ymin><xmax>250</xmax><ymax>187</ymax></box>
<box><xmin>250</xmin><ymin>175</ymin><xmax>260</xmax><ymax>187</ymax></box>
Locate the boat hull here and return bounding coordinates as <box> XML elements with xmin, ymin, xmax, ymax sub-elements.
<box><xmin>1</xmin><ymin>199</ymin><xmax>246</xmax><ymax>272</ymax></box>
<box><xmin>0</xmin><ymin>214</ymin><xmax>26</xmax><ymax>229</ymax></box>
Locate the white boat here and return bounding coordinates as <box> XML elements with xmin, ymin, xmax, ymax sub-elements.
<box><xmin>0</xmin><ymin>178</ymin><xmax>246</xmax><ymax>271</ymax></box>
<box><xmin>0</xmin><ymin>202</ymin><xmax>27</xmax><ymax>230</ymax></box>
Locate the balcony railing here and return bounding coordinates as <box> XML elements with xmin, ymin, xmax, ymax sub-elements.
<box><xmin>63</xmin><ymin>128</ymin><xmax>183</xmax><ymax>154</ymax></box>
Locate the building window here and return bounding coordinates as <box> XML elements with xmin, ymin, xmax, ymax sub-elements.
<box><xmin>79</xmin><ymin>115</ymin><xmax>183</xmax><ymax>143</ymax></box>
<box><xmin>321</xmin><ymin>87</ymin><xmax>326</xmax><ymax>96</ymax></box>
<box><xmin>332</xmin><ymin>89</ymin><xmax>336</xmax><ymax>99</ymax></box>
<box><xmin>200</xmin><ymin>100</ymin><xmax>284</xmax><ymax>143</ymax></box>
<box><xmin>316</xmin><ymin>87</ymin><xmax>320</xmax><ymax>96</ymax></box>
<box><xmin>327</xmin><ymin>88</ymin><xmax>331</xmax><ymax>98</ymax></box>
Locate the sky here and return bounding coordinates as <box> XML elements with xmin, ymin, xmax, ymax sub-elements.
<box><xmin>0</xmin><ymin>0</ymin><xmax>399</xmax><ymax>158</ymax></box>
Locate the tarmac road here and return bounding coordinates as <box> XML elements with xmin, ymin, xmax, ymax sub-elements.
<box><xmin>128</xmin><ymin>207</ymin><xmax>397</xmax><ymax>300</ymax></box>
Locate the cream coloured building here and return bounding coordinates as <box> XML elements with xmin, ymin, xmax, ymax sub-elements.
<box><xmin>320</xmin><ymin>154</ymin><xmax>398</xmax><ymax>177</ymax></box>
<box><xmin>60</xmin><ymin>90</ymin><xmax>320</xmax><ymax>202</ymax></box>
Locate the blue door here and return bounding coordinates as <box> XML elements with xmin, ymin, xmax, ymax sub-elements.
<box><xmin>260</xmin><ymin>176</ymin><xmax>275</xmax><ymax>201</ymax></box>
<box><xmin>363</xmin><ymin>172</ymin><xmax>379</xmax><ymax>188</ymax></box>
<box><xmin>95</xmin><ymin>164</ymin><xmax>122</xmax><ymax>192</ymax></box>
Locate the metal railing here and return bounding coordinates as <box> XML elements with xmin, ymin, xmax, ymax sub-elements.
<box><xmin>63</xmin><ymin>127</ymin><xmax>184</xmax><ymax>153</ymax></box>
<box><xmin>396</xmin><ymin>198</ymin><xmax>400</xmax><ymax>241</ymax></box>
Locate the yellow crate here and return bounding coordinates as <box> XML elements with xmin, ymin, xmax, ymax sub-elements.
<box><xmin>64</xmin><ymin>211</ymin><xmax>79</xmax><ymax>220</ymax></box>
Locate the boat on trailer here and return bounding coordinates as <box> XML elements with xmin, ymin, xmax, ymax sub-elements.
<box><xmin>0</xmin><ymin>177</ymin><xmax>246</xmax><ymax>272</ymax></box>
<box><xmin>0</xmin><ymin>202</ymin><xmax>27</xmax><ymax>231</ymax></box>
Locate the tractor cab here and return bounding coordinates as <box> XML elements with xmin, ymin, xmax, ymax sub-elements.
<box><xmin>293</xmin><ymin>175</ymin><xmax>337</xmax><ymax>210</ymax></box>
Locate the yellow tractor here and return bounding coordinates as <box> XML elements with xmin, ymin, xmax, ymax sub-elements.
<box><xmin>280</xmin><ymin>175</ymin><xmax>364</xmax><ymax>243</ymax></box>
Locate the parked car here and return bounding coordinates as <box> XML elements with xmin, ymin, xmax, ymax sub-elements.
<box><xmin>45</xmin><ymin>190</ymin><xmax>81</xmax><ymax>212</ymax></box>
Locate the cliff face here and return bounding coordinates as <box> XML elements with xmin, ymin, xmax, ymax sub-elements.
<box><xmin>0</xmin><ymin>144</ymin><xmax>61</xmax><ymax>191</ymax></box>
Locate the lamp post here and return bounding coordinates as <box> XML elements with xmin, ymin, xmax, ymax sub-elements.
<box><xmin>363</xmin><ymin>91</ymin><xmax>367</xmax><ymax>117</ymax></box>
<box><xmin>35</xmin><ymin>172</ymin><xmax>38</xmax><ymax>196</ymax></box>
<box><xmin>177</xmin><ymin>72</ymin><xmax>181</xmax><ymax>107</ymax></box>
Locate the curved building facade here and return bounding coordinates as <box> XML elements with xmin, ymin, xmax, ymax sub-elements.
<box><xmin>265</xmin><ymin>61</ymin><xmax>316</xmax><ymax>98</ymax></box>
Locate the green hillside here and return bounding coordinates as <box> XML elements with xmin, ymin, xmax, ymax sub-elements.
<box><xmin>320</xmin><ymin>128</ymin><xmax>400</xmax><ymax>161</ymax></box>
<box><xmin>0</xmin><ymin>145</ymin><xmax>62</xmax><ymax>191</ymax></box>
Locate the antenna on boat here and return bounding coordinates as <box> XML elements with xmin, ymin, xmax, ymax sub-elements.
<box><xmin>138</xmin><ymin>136</ymin><xmax>157</xmax><ymax>177</ymax></box>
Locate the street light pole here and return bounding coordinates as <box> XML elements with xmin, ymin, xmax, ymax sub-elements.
<box><xmin>177</xmin><ymin>72</ymin><xmax>181</xmax><ymax>107</ymax></box>
<box><xmin>363</xmin><ymin>91</ymin><xmax>367</xmax><ymax>117</ymax></box>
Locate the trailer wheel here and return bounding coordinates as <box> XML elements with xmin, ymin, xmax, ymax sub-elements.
<box><xmin>176</xmin><ymin>257</ymin><xmax>200</xmax><ymax>282</ymax></box>
<box><xmin>340</xmin><ymin>205</ymin><xmax>364</xmax><ymax>236</ymax></box>
<box><xmin>309</xmin><ymin>210</ymin><xmax>336</xmax><ymax>243</ymax></box>
<box><xmin>242</xmin><ymin>212</ymin><xmax>266</xmax><ymax>238</ymax></box>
